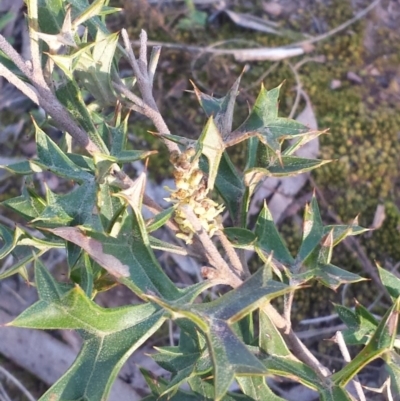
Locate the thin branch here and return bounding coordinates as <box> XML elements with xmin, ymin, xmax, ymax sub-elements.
<box><xmin>217</xmin><ymin>230</ymin><xmax>249</xmax><ymax>279</ymax></box>
<box><xmin>0</xmin><ymin>64</ymin><xmax>39</xmax><ymax>104</ymax></box>
<box><xmin>335</xmin><ymin>331</ymin><xmax>366</xmax><ymax>401</ymax></box>
<box><xmin>286</xmin><ymin>61</ymin><xmax>302</xmax><ymax>120</ymax></box>
<box><xmin>283</xmin><ymin>290</ymin><xmax>295</xmax><ymax>333</ymax></box>
<box><xmin>120</xmin><ymin>29</ymin><xmax>179</xmax><ymax>154</ymax></box>
<box><xmin>0</xmin><ymin>34</ymin><xmax>99</xmax><ymax>154</ymax></box>
<box><xmin>181</xmin><ymin>205</ymin><xmax>242</xmax><ymax>288</ymax></box>
<box><xmin>0</xmin><ymin>34</ymin><xmax>33</xmax><ymax>78</ymax></box>
<box><xmin>0</xmin><ymin>365</ymin><xmax>36</xmax><ymax>401</ymax></box>
<box><xmin>26</xmin><ymin>0</ymin><xmax>47</xmax><ymax>88</ymax></box>
<box><xmin>133</xmin><ymin>0</ymin><xmax>380</xmax><ymax>62</ymax></box>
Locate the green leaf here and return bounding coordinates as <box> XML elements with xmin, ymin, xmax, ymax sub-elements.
<box><xmin>259</xmin><ymin>309</ymin><xmax>290</xmax><ymax>357</ymax></box>
<box><xmin>385</xmin><ymin>351</ymin><xmax>400</xmax><ymax>398</ymax></box>
<box><xmin>295</xmin><ymin>263</ymin><xmax>365</xmax><ymax>290</ymax></box>
<box><xmin>32</xmin><ymin>120</ymin><xmax>95</xmax><ymax>181</ymax></box>
<box><xmin>72</xmin><ymin>0</ymin><xmax>108</xmax><ymax>28</ymax></box>
<box><xmin>37</xmin><ymin>0</ymin><xmax>65</xmax><ymax>35</ymax></box>
<box><xmin>75</xmin><ymin>30</ymin><xmax>119</xmax><ymax>105</ymax></box>
<box><xmin>9</xmin><ymin>259</ymin><xmax>165</xmax><ymax>401</ymax></box>
<box><xmin>0</xmin><ymin>224</ymin><xmax>20</xmax><ymax>259</ymax></box>
<box><xmin>244</xmin><ymin>157</ymin><xmax>329</xmax><ymax>185</ymax></box>
<box><xmin>192</xmin><ymin>73</ymin><xmax>242</xmax><ymax>137</ymax></box>
<box><xmin>192</xmin><ymin>266</ymin><xmax>291</xmax><ymax>322</ymax></box>
<box><xmin>149</xmin><ymin>236</ymin><xmax>189</xmax><ymax>255</ymax></box>
<box><xmin>197</xmin><ymin>116</ymin><xmax>225</xmax><ymax>190</ymax></box>
<box><xmin>335</xmin><ymin>303</ymin><xmax>379</xmax><ymax>345</ymax></box>
<box><xmin>255</xmin><ymin>201</ymin><xmax>294</xmax><ymax>266</ymax></box>
<box><xmin>0</xmin><ymin>160</ymin><xmax>33</xmax><ymax>175</ymax></box>
<box><xmin>147</xmin><ymin>207</ymin><xmax>176</xmax><ymax>233</ymax></box>
<box><xmin>214</xmin><ymin>152</ymin><xmax>245</xmax><ymax>219</ymax></box>
<box><xmin>47</xmin><ymin>221</ymin><xmax>179</xmax><ymax>298</ymax></box>
<box><xmin>223</xmin><ymin>227</ymin><xmax>257</xmax><ymax>249</ymax></box>
<box><xmin>296</xmin><ymin>195</ymin><xmax>324</xmax><ymax>264</ymax></box>
<box><xmin>209</xmin><ymin>322</ymin><xmax>266</xmax><ymax>400</ymax></box>
<box><xmin>146</xmin><ymin>265</ymin><xmax>293</xmax><ymax>401</ymax></box>
<box><xmin>237</xmin><ymin>84</ymin><xmax>309</xmax><ymax>153</ymax></box>
<box><xmin>32</xmin><ymin>181</ymin><xmax>99</xmax><ymax>228</ymax></box>
<box><xmin>319</xmin><ymin>386</ymin><xmax>354</xmax><ymax>401</ymax></box>
<box><xmin>56</xmin><ymin>78</ymin><xmax>109</xmax><ymax>154</ymax></box>
<box><xmin>323</xmin><ymin>218</ymin><xmax>369</xmax><ymax>246</ymax></box>
<box><xmin>332</xmin><ymin>297</ymin><xmax>400</xmax><ymax>386</ymax></box>
<box><xmin>377</xmin><ymin>264</ymin><xmax>400</xmax><ymax>301</ymax></box>
<box><xmin>236</xmin><ymin>377</ymin><xmax>286</xmax><ymax>401</ymax></box>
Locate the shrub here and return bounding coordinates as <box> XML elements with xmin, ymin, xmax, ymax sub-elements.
<box><xmin>0</xmin><ymin>1</ymin><xmax>399</xmax><ymax>400</ymax></box>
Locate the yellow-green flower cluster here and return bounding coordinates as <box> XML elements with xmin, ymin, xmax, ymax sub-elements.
<box><xmin>165</xmin><ymin>148</ymin><xmax>224</xmax><ymax>244</ymax></box>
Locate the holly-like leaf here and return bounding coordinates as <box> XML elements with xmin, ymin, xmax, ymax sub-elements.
<box><xmin>237</xmin><ymin>377</ymin><xmax>286</xmax><ymax>401</ymax></box>
<box><xmin>294</xmin><ymin>263</ymin><xmax>365</xmax><ymax>290</ymax></box>
<box><xmin>56</xmin><ymin>78</ymin><xmax>109</xmax><ymax>154</ymax></box>
<box><xmin>323</xmin><ymin>218</ymin><xmax>369</xmax><ymax>246</ymax></box>
<box><xmin>75</xmin><ymin>30</ymin><xmax>119</xmax><ymax>105</ymax></box>
<box><xmin>377</xmin><ymin>264</ymin><xmax>400</xmax><ymax>301</ymax></box>
<box><xmin>192</xmin><ymin>73</ymin><xmax>242</xmax><ymax>137</ymax></box>
<box><xmin>146</xmin><ymin>207</ymin><xmax>176</xmax><ymax>233</ymax></box>
<box><xmin>223</xmin><ymin>227</ymin><xmax>257</xmax><ymax>249</ymax></box>
<box><xmin>0</xmin><ymin>160</ymin><xmax>33</xmax><ymax>175</ymax></box>
<box><xmin>214</xmin><ymin>152</ymin><xmax>245</xmax><ymax>219</ymax></box>
<box><xmin>255</xmin><ymin>201</ymin><xmax>294</xmax><ymax>266</ymax></box>
<box><xmin>296</xmin><ymin>195</ymin><xmax>324</xmax><ymax>264</ymax></box>
<box><xmin>244</xmin><ymin>157</ymin><xmax>330</xmax><ymax>186</ymax></box>
<box><xmin>8</xmin><ymin>259</ymin><xmax>165</xmax><ymax>401</ymax></box>
<box><xmin>145</xmin><ymin>266</ymin><xmax>293</xmax><ymax>400</ymax></box>
<box><xmin>196</xmin><ymin>117</ymin><xmax>225</xmax><ymax>190</ymax></box>
<box><xmin>332</xmin><ymin>297</ymin><xmax>400</xmax><ymax>386</ymax></box>
<box><xmin>335</xmin><ymin>303</ymin><xmax>379</xmax><ymax>345</ymax></box>
<box><xmin>32</xmin><ymin>121</ymin><xmax>96</xmax><ymax>181</ymax></box>
<box><xmin>236</xmin><ymin>84</ymin><xmax>309</xmax><ymax>153</ymax></box>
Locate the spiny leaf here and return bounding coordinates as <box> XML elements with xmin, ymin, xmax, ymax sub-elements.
<box><xmin>332</xmin><ymin>297</ymin><xmax>400</xmax><ymax>386</ymax></box>
<box><xmin>236</xmin><ymin>84</ymin><xmax>310</xmax><ymax>153</ymax></box>
<box><xmin>377</xmin><ymin>264</ymin><xmax>400</xmax><ymax>301</ymax></box>
<box><xmin>255</xmin><ymin>201</ymin><xmax>294</xmax><ymax>266</ymax></box>
<box><xmin>32</xmin><ymin>181</ymin><xmax>98</xmax><ymax>228</ymax></box>
<box><xmin>214</xmin><ymin>152</ymin><xmax>245</xmax><ymax>219</ymax></box>
<box><xmin>335</xmin><ymin>303</ymin><xmax>379</xmax><ymax>345</ymax></box>
<box><xmin>236</xmin><ymin>377</ymin><xmax>286</xmax><ymax>401</ymax></box>
<box><xmin>55</xmin><ymin>78</ymin><xmax>109</xmax><ymax>153</ymax></box>
<box><xmin>9</xmin><ymin>261</ymin><xmax>165</xmax><ymax>401</ymax></box>
<box><xmin>75</xmin><ymin>30</ymin><xmax>119</xmax><ymax>105</ymax></box>
<box><xmin>32</xmin><ymin>120</ymin><xmax>95</xmax><ymax>182</ymax></box>
<box><xmin>297</xmin><ymin>194</ymin><xmax>324</xmax><ymax>264</ymax></box>
<box><xmin>192</xmin><ymin>72</ymin><xmax>242</xmax><ymax>137</ymax></box>
<box><xmin>197</xmin><ymin>116</ymin><xmax>225</xmax><ymax>190</ymax></box>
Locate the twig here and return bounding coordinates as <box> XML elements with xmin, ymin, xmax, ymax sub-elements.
<box><xmin>286</xmin><ymin>61</ymin><xmax>302</xmax><ymax>120</ymax></box>
<box><xmin>296</xmin><ymin>0</ymin><xmax>381</xmax><ymax>47</ymax></box>
<box><xmin>0</xmin><ymin>365</ymin><xmax>36</xmax><ymax>401</ymax></box>
<box><xmin>217</xmin><ymin>230</ymin><xmax>249</xmax><ymax>279</ymax></box>
<box><xmin>0</xmin><ymin>64</ymin><xmax>39</xmax><ymax>104</ymax></box>
<box><xmin>134</xmin><ymin>0</ymin><xmax>380</xmax><ymax>62</ymax></box>
<box><xmin>334</xmin><ymin>331</ymin><xmax>366</xmax><ymax>401</ymax></box>
<box><xmin>283</xmin><ymin>290</ymin><xmax>295</xmax><ymax>333</ymax></box>
<box><xmin>181</xmin><ymin>205</ymin><xmax>242</xmax><ymax>288</ymax></box>
<box><xmin>120</xmin><ymin>29</ymin><xmax>179</xmax><ymax>154</ymax></box>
